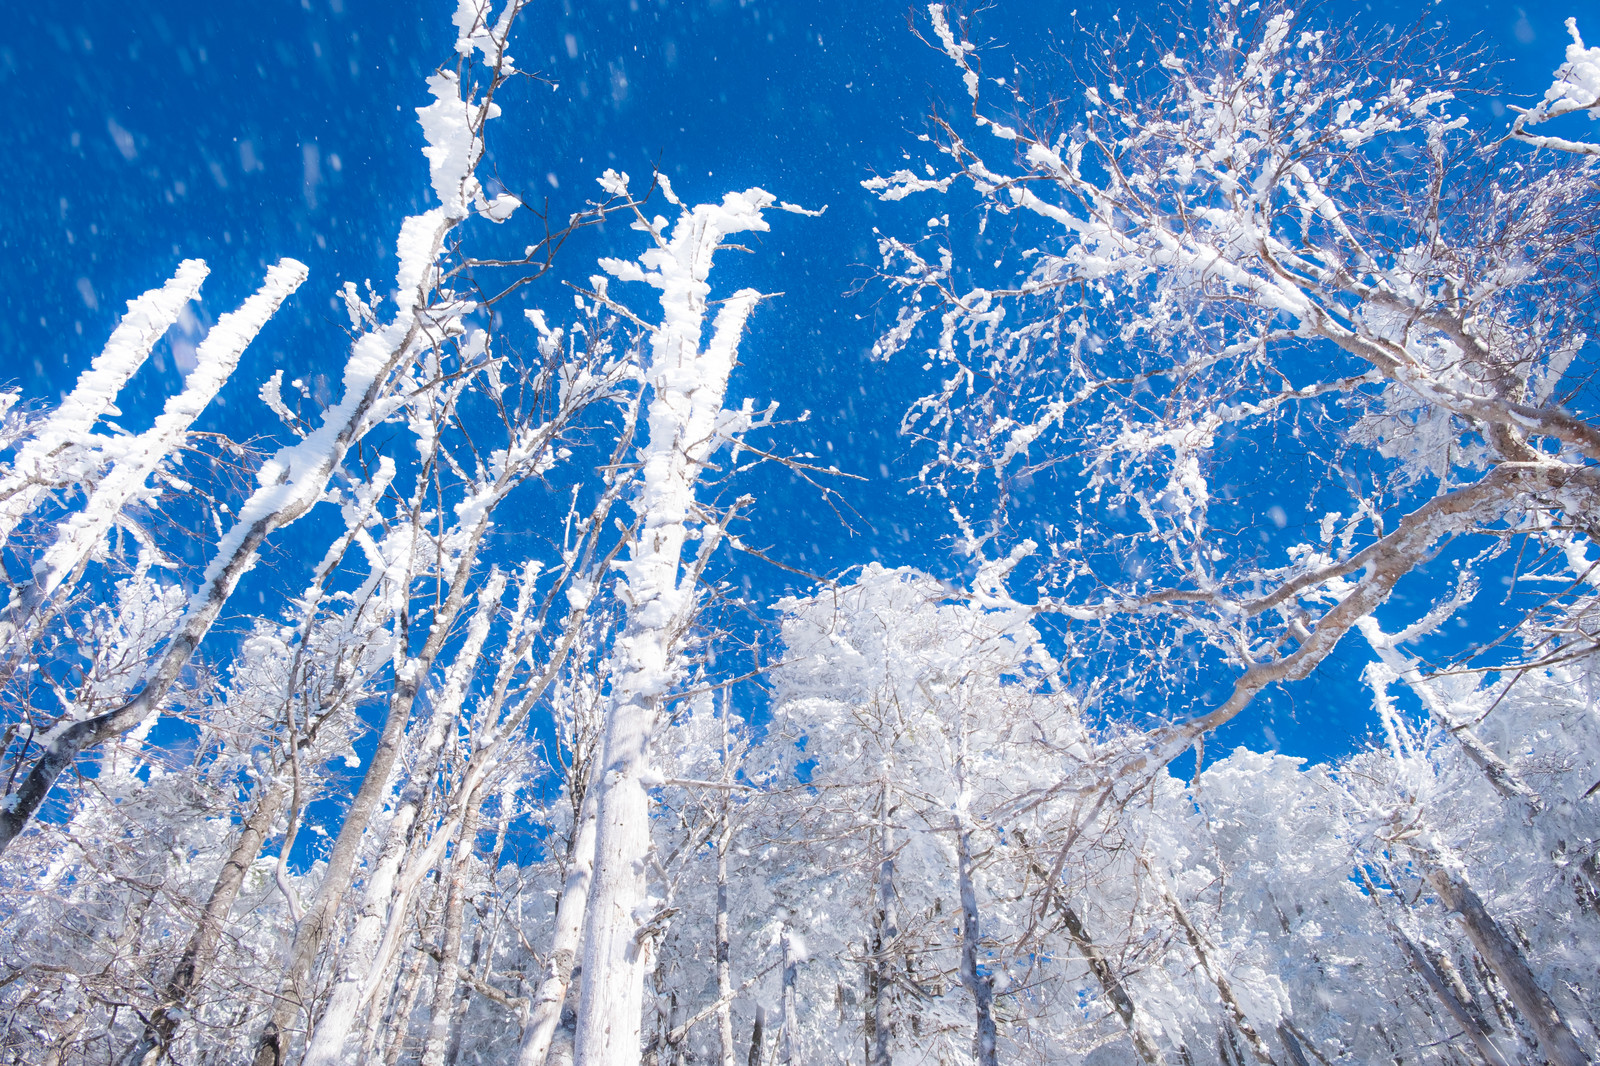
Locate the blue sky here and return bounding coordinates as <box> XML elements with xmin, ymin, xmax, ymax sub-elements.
<box><xmin>0</xmin><ymin>0</ymin><xmax>1587</xmax><ymax>768</ymax></box>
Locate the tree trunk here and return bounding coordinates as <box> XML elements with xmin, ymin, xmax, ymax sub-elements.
<box><xmin>250</xmin><ymin>666</ymin><xmax>417</xmax><ymax>1066</ymax></box>
<box><xmin>952</xmin><ymin>727</ymin><xmax>997</xmax><ymax>1066</ymax></box>
<box><xmin>521</xmin><ymin>756</ymin><xmax>602</xmax><ymax>1066</ymax></box>
<box><xmin>420</xmin><ymin>824</ymin><xmax>474</xmax><ymax>1066</ymax></box>
<box><xmin>1425</xmin><ymin>863</ymin><xmax>1590</xmax><ymax>1066</ymax></box>
<box><xmin>716</xmin><ymin>820</ymin><xmax>737</xmax><ymax>1066</ymax></box>
<box><xmin>573</xmin><ymin>686</ymin><xmax>660</xmax><ymax>1066</ymax></box>
<box><xmin>780</xmin><ymin>927</ymin><xmax>799</xmax><ymax>1066</ymax></box>
<box><xmin>444</xmin><ymin>918</ymin><xmax>487</xmax><ymax>1066</ymax></box>
<box><xmin>0</xmin><ymin>259</ymin><xmax>209</xmax><ymax>549</ymax></box>
<box><xmin>0</xmin><ymin>208</ymin><xmax>471</xmax><ymax>859</ymax></box>
<box><xmin>747</xmin><ymin>1006</ymin><xmax>765</xmax><ymax>1066</ymax></box>
<box><xmin>572</xmin><ymin>189</ymin><xmax>781</xmax><ymax>1066</ymax></box>
<box><xmin>954</xmin><ymin>819</ymin><xmax>998</xmax><ymax>1066</ymax></box>
<box><xmin>253</xmin><ymin>505</ymin><xmax>498</xmax><ymax>1066</ymax></box>
<box><xmin>297</xmin><ymin>774</ymin><xmax>433</xmax><ymax>1066</ymax></box>
<box><xmin>1158</xmin><ymin>877</ymin><xmax>1277</xmax><ymax>1066</ymax></box>
<box><xmin>1018</xmin><ymin>833</ymin><xmax>1160</xmax><ymax>1066</ymax></box>
<box><xmin>1275</xmin><ymin>1025</ymin><xmax>1312</xmax><ymax>1066</ymax></box>
<box><xmin>871</xmin><ymin>782</ymin><xmax>897</xmax><ymax>1066</ymax></box>
<box><xmin>300</xmin><ymin>570</ymin><xmax>503</xmax><ymax>1066</ymax></box>
<box><xmin>549</xmin><ymin>971</ymin><xmax>583</xmax><ymax>1066</ymax></box>
<box><xmin>419</xmin><ymin>845</ymin><xmax>467</xmax><ymax>1062</ymax></box>
<box><xmin>118</xmin><ymin>770</ymin><xmax>292</xmax><ymax>1066</ymax></box>
<box><xmin>1396</xmin><ymin>933</ymin><xmax>1513</xmax><ymax>1066</ymax></box>
<box><xmin>380</xmin><ymin>919</ymin><xmax>435</xmax><ymax>1066</ymax></box>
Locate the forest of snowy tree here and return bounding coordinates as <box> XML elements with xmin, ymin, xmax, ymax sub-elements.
<box><xmin>3</xmin><ymin>1</ymin><xmax>1600</xmax><ymax>1064</ymax></box>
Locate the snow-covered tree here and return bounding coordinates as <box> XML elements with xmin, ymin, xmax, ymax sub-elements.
<box><xmin>868</xmin><ymin>0</ymin><xmax>1600</xmax><ymax>874</ymax></box>
<box><xmin>5</xmin><ymin>2</ymin><xmax>1599</xmax><ymax>1065</ymax></box>
<box><xmin>567</xmin><ymin>171</ymin><xmax>812</xmax><ymax>1066</ymax></box>
<box><xmin>858</xmin><ymin>4</ymin><xmax>1600</xmax><ymax>1062</ymax></box>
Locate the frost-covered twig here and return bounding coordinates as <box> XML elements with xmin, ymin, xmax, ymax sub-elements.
<box><xmin>1510</xmin><ymin>19</ymin><xmax>1600</xmax><ymax>155</ymax></box>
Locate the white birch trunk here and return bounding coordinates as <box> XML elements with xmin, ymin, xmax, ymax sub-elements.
<box><xmin>1424</xmin><ymin>863</ymin><xmax>1591</xmax><ymax>1066</ymax></box>
<box><xmin>871</xmin><ymin>780</ymin><xmax>897</xmax><ymax>1066</ymax></box>
<box><xmin>117</xmin><ymin>768</ymin><xmax>295</xmax><ymax>1066</ymax></box>
<box><xmin>1156</xmin><ymin>873</ymin><xmax>1278</xmax><ymax>1066</ymax></box>
<box><xmin>379</xmin><ymin>881</ymin><xmax>446</xmax><ymax>1066</ymax></box>
<box><xmin>1024</xmin><ymin>845</ymin><xmax>1161</xmax><ymax>1065</ymax></box>
<box><xmin>520</xmin><ymin>755</ymin><xmax>602</xmax><ymax>1066</ymax></box>
<box><xmin>0</xmin><ymin>0</ymin><xmax>539</xmax><ymax>855</ymax></box>
<box><xmin>0</xmin><ymin>205</ymin><xmax>470</xmax><ymax>862</ymax></box>
<box><xmin>951</xmin><ymin>725</ymin><xmax>997</xmax><ymax>1066</ymax></box>
<box><xmin>298</xmin><ymin>574</ymin><xmax>504</xmax><ymax>1066</ymax></box>
<box><xmin>419</xmin><ymin>818</ymin><xmax>475</xmax><ymax>1066</ymax></box>
<box><xmin>550</xmin><ymin>1003</ymin><xmax>579</xmax><ymax>1066</ymax></box>
<box><xmin>573</xmin><ymin>184</ymin><xmax>785</xmax><ymax>1066</ymax></box>
<box><xmin>779</xmin><ymin>928</ymin><xmax>798</xmax><ymax>1066</ymax></box>
<box><xmin>715</xmin><ymin>819</ymin><xmax>736</xmax><ymax>1066</ymax></box>
<box><xmin>1398</xmin><ymin>933</ymin><xmax>1514</xmax><ymax>1066</ymax></box>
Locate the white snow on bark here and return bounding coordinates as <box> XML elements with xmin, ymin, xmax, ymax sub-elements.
<box><xmin>4</xmin><ymin>259</ymin><xmax>306</xmax><ymax>646</ymax></box>
<box><xmin>1513</xmin><ymin>20</ymin><xmax>1600</xmax><ymax>154</ymax></box>
<box><xmin>300</xmin><ymin>574</ymin><xmax>505</xmax><ymax>1066</ymax></box>
<box><xmin>0</xmin><ymin>259</ymin><xmax>209</xmax><ymax>551</ymax></box>
<box><xmin>1538</xmin><ymin>19</ymin><xmax>1600</xmax><ymax>120</ymax></box>
<box><xmin>575</xmin><ymin>180</ymin><xmax>787</xmax><ymax>1066</ymax></box>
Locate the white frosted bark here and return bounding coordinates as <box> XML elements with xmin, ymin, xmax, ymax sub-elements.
<box><xmin>1155</xmin><ymin>871</ymin><xmax>1277</xmax><ymax>1066</ymax></box>
<box><xmin>3</xmin><ymin>259</ymin><xmax>307</xmax><ymax>649</ymax></box>
<box><xmin>1018</xmin><ymin>833</ymin><xmax>1161</xmax><ymax>1065</ymax></box>
<box><xmin>574</xmin><ymin>184</ymin><xmax>782</xmax><ymax>1066</ymax></box>
<box><xmin>115</xmin><ymin>768</ymin><xmax>296</xmax><ymax>1066</ymax></box>
<box><xmin>952</xmin><ymin>726</ymin><xmax>996</xmax><ymax>1066</ymax></box>
<box><xmin>299</xmin><ymin>573</ymin><xmax>504</xmax><ymax>1066</ymax></box>
<box><xmin>520</xmin><ymin>756</ymin><xmax>602</xmax><ymax>1066</ymax></box>
<box><xmin>249</xmin><ymin>23</ymin><xmax>531</xmax><ymax>1052</ymax></box>
<box><xmin>379</xmin><ymin>920</ymin><xmax>435</xmax><ymax>1066</ymax></box>
<box><xmin>419</xmin><ymin>817</ymin><xmax>475</xmax><ymax>1066</ymax></box>
<box><xmin>1356</xmin><ymin>618</ymin><xmax>1541</xmax><ymax>809</ymax></box>
<box><xmin>1397</xmin><ymin>933</ymin><xmax>1514</xmax><ymax>1066</ymax></box>
<box><xmin>715</xmin><ymin>819</ymin><xmax>736</xmax><ymax>1066</ymax></box>
<box><xmin>779</xmin><ymin>928</ymin><xmax>798</xmax><ymax>1066</ymax></box>
<box><xmin>0</xmin><ymin>201</ymin><xmax>474</xmax><ymax>863</ymax></box>
<box><xmin>870</xmin><ymin>781</ymin><xmax>897</xmax><ymax>1066</ymax></box>
<box><xmin>0</xmin><ymin>259</ymin><xmax>208</xmax><ymax>551</ymax></box>
<box><xmin>256</xmin><ymin>408</ymin><xmax>565</xmax><ymax>1064</ymax></box>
